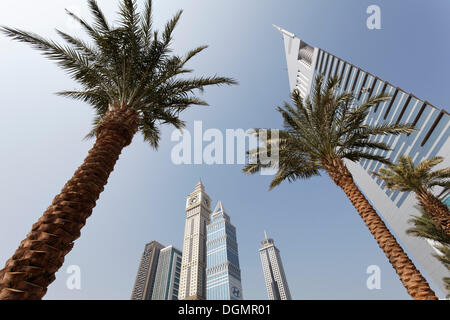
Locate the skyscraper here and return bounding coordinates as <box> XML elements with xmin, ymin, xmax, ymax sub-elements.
<box><xmin>206</xmin><ymin>201</ymin><xmax>243</xmax><ymax>300</ymax></box>
<box><xmin>131</xmin><ymin>241</ymin><xmax>164</xmax><ymax>300</ymax></box>
<box><xmin>274</xmin><ymin>25</ymin><xmax>450</xmax><ymax>296</ymax></box>
<box><xmin>259</xmin><ymin>231</ymin><xmax>291</xmax><ymax>300</ymax></box>
<box><xmin>178</xmin><ymin>180</ymin><xmax>212</xmax><ymax>300</ymax></box>
<box><xmin>152</xmin><ymin>245</ymin><xmax>183</xmax><ymax>300</ymax></box>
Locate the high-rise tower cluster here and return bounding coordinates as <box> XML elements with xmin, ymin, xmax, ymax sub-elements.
<box><xmin>131</xmin><ymin>181</ymin><xmax>244</xmax><ymax>300</ymax></box>
<box><xmin>131</xmin><ymin>241</ymin><xmax>181</xmax><ymax>301</ymax></box>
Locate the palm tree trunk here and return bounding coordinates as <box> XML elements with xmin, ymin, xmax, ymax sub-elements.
<box><xmin>0</xmin><ymin>103</ymin><xmax>139</xmax><ymax>300</ymax></box>
<box><xmin>416</xmin><ymin>190</ymin><xmax>450</xmax><ymax>237</ymax></box>
<box><xmin>323</xmin><ymin>157</ymin><xmax>438</xmax><ymax>300</ymax></box>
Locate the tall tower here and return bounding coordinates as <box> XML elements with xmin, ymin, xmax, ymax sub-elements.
<box><xmin>259</xmin><ymin>231</ymin><xmax>291</xmax><ymax>300</ymax></box>
<box><xmin>178</xmin><ymin>180</ymin><xmax>212</xmax><ymax>300</ymax></box>
<box><xmin>274</xmin><ymin>25</ymin><xmax>450</xmax><ymax>296</ymax></box>
<box><xmin>152</xmin><ymin>245</ymin><xmax>183</xmax><ymax>300</ymax></box>
<box><xmin>131</xmin><ymin>241</ymin><xmax>164</xmax><ymax>300</ymax></box>
<box><xmin>206</xmin><ymin>201</ymin><xmax>243</xmax><ymax>300</ymax></box>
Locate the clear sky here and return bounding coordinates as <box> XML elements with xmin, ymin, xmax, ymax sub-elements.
<box><xmin>0</xmin><ymin>0</ymin><xmax>449</xmax><ymax>300</ymax></box>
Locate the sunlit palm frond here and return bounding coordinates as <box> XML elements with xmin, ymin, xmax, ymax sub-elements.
<box><xmin>244</xmin><ymin>73</ymin><xmax>415</xmax><ymax>189</ymax></box>
<box><xmin>372</xmin><ymin>156</ymin><xmax>449</xmax><ymax>194</ymax></box>
<box><xmin>0</xmin><ymin>0</ymin><xmax>237</xmax><ymax>149</ymax></box>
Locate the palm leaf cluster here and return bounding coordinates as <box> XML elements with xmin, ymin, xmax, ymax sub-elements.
<box><xmin>244</xmin><ymin>74</ymin><xmax>414</xmax><ymax>189</ymax></box>
<box><xmin>243</xmin><ymin>73</ymin><xmax>439</xmax><ymax>299</ymax></box>
<box><xmin>408</xmin><ymin>210</ymin><xmax>450</xmax><ymax>246</ymax></box>
<box><xmin>407</xmin><ymin>207</ymin><xmax>450</xmax><ymax>298</ymax></box>
<box><xmin>372</xmin><ymin>156</ymin><xmax>450</xmax><ymax>197</ymax></box>
<box><xmin>0</xmin><ymin>0</ymin><xmax>236</xmax><ymax>148</ymax></box>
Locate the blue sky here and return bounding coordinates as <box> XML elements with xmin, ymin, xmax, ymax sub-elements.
<box><xmin>0</xmin><ymin>0</ymin><xmax>449</xmax><ymax>300</ymax></box>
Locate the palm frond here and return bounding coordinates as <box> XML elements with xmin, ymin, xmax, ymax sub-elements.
<box><xmin>373</xmin><ymin>155</ymin><xmax>450</xmax><ymax>195</ymax></box>
<box><xmin>162</xmin><ymin>10</ymin><xmax>182</xmax><ymax>46</ymax></box>
<box><xmin>2</xmin><ymin>0</ymin><xmax>237</xmax><ymax>147</ymax></box>
<box><xmin>141</xmin><ymin>0</ymin><xmax>153</xmax><ymax>44</ymax></box>
<box><xmin>88</xmin><ymin>0</ymin><xmax>110</xmax><ymax>33</ymax></box>
<box><xmin>244</xmin><ymin>73</ymin><xmax>415</xmax><ymax>190</ymax></box>
<box><xmin>64</xmin><ymin>8</ymin><xmax>100</xmax><ymax>41</ymax></box>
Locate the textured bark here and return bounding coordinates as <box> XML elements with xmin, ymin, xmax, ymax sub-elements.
<box><xmin>416</xmin><ymin>190</ymin><xmax>450</xmax><ymax>237</ymax></box>
<box><xmin>0</xmin><ymin>102</ymin><xmax>139</xmax><ymax>300</ymax></box>
<box><xmin>322</xmin><ymin>157</ymin><xmax>438</xmax><ymax>300</ymax></box>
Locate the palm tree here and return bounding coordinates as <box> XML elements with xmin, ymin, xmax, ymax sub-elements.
<box><xmin>407</xmin><ymin>208</ymin><xmax>450</xmax><ymax>298</ymax></box>
<box><xmin>244</xmin><ymin>74</ymin><xmax>438</xmax><ymax>300</ymax></box>
<box><xmin>372</xmin><ymin>156</ymin><xmax>450</xmax><ymax>236</ymax></box>
<box><xmin>0</xmin><ymin>0</ymin><xmax>236</xmax><ymax>300</ymax></box>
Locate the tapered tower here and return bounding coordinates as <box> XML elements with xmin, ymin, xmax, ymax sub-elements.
<box><xmin>259</xmin><ymin>231</ymin><xmax>291</xmax><ymax>300</ymax></box>
<box><xmin>178</xmin><ymin>180</ymin><xmax>212</xmax><ymax>300</ymax></box>
<box><xmin>206</xmin><ymin>201</ymin><xmax>243</xmax><ymax>300</ymax></box>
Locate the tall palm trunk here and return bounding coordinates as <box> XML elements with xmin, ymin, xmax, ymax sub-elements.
<box><xmin>0</xmin><ymin>102</ymin><xmax>139</xmax><ymax>300</ymax></box>
<box><xmin>323</xmin><ymin>157</ymin><xmax>438</xmax><ymax>300</ymax></box>
<box><xmin>416</xmin><ymin>190</ymin><xmax>450</xmax><ymax>237</ymax></box>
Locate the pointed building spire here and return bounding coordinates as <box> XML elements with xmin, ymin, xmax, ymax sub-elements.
<box><xmin>264</xmin><ymin>230</ymin><xmax>268</xmax><ymax>239</ymax></box>
<box><xmin>212</xmin><ymin>201</ymin><xmax>230</xmax><ymax>221</ymax></box>
<box><xmin>214</xmin><ymin>201</ymin><xmax>224</xmax><ymax>213</ymax></box>
<box><xmin>194</xmin><ymin>178</ymin><xmax>205</xmax><ymax>191</ymax></box>
<box><xmin>272</xmin><ymin>24</ymin><xmax>295</xmax><ymax>38</ymax></box>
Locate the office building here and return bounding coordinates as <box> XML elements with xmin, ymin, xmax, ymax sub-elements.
<box><xmin>206</xmin><ymin>201</ymin><xmax>243</xmax><ymax>300</ymax></box>
<box><xmin>131</xmin><ymin>241</ymin><xmax>164</xmax><ymax>300</ymax></box>
<box><xmin>274</xmin><ymin>25</ymin><xmax>450</xmax><ymax>296</ymax></box>
<box><xmin>178</xmin><ymin>180</ymin><xmax>212</xmax><ymax>300</ymax></box>
<box><xmin>152</xmin><ymin>245</ymin><xmax>183</xmax><ymax>300</ymax></box>
<box><xmin>259</xmin><ymin>231</ymin><xmax>292</xmax><ymax>300</ymax></box>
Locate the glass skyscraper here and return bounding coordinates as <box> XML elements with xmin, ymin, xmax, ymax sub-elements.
<box><xmin>274</xmin><ymin>25</ymin><xmax>450</xmax><ymax>297</ymax></box>
<box><xmin>152</xmin><ymin>246</ymin><xmax>182</xmax><ymax>300</ymax></box>
<box><xmin>206</xmin><ymin>201</ymin><xmax>243</xmax><ymax>300</ymax></box>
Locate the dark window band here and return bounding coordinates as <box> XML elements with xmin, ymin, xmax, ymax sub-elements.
<box><xmin>339</xmin><ymin>62</ymin><xmax>347</xmax><ymax>82</ymax></box>
<box><xmin>374</xmin><ymin>82</ymin><xmax>388</xmax><ymax>113</ymax></box>
<box><xmin>334</xmin><ymin>59</ymin><xmax>341</xmax><ymax>78</ymax></box>
<box><xmin>323</xmin><ymin>53</ymin><xmax>329</xmax><ymax>74</ymax></box>
<box><xmin>411</xmin><ymin>101</ymin><xmax>428</xmax><ymax>127</ymax></box>
<box><xmin>344</xmin><ymin>66</ymin><xmax>354</xmax><ymax>91</ymax></box>
<box><xmin>357</xmin><ymin>73</ymin><xmax>369</xmax><ymax>100</ymax></box>
<box><xmin>396</xmin><ymin>94</ymin><xmax>412</xmax><ymax>124</ymax></box>
<box><xmin>327</xmin><ymin>56</ymin><xmax>335</xmax><ymax>80</ymax></box>
<box><xmin>421</xmin><ymin>111</ymin><xmax>444</xmax><ymax>147</ymax></box>
<box><xmin>317</xmin><ymin>50</ymin><xmax>324</xmax><ymax>72</ymax></box>
<box><xmin>368</xmin><ymin>77</ymin><xmax>378</xmax><ymax>99</ymax></box>
<box><xmin>351</xmin><ymin>69</ymin><xmax>361</xmax><ymax>92</ymax></box>
<box><xmin>384</xmin><ymin>88</ymin><xmax>399</xmax><ymax>120</ymax></box>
